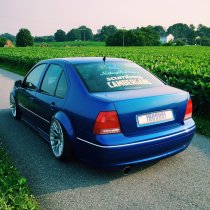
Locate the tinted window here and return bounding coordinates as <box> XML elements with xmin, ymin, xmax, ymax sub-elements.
<box><xmin>55</xmin><ymin>72</ymin><xmax>67</xmax><ymax>98</ymax></box>
<box><xmin>73</xmin><ymin>61</ymin><xmax>164</xmax><ymax>92</ymax></box>
<box><xmin>25</xmin><ymin>64</ymin><xmax>46</xmax><ymax>90</ymax></box>
<box><xmin>41</xmin><ymin>64</ymin><xmax>62</xmax><ymax>96</ymax></box>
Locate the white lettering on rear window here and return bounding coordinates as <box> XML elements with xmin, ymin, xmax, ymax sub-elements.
<box><xmin>106</xmin><ymin>75</ymin><xmax>152</xmax><ymax>88</ymax></box>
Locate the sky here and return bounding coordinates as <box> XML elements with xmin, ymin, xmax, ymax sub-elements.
<box><xmin>0</xmin><ymin>0</ymin><xmax>210</xmax><ymax>36</ymax></box>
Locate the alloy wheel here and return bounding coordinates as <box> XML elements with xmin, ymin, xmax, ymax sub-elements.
<box><xmin>50</xmin><ymin>119</ymin><xmax>64</xmax><ymax>158</ymax></box>
<box><xmin>10</xmin><ymin>95</ymin><xmax>17</xmax><ymax>118</ymax></box>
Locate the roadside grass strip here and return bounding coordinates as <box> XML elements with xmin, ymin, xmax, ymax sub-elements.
<box><xmin>0</xmin><ymin>141</ymin><xmax>39</xmax><ymax>210</ymax></box>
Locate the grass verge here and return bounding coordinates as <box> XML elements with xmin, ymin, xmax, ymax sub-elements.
<box><xmin>0</xmin><ymin>142</ymin><xmax>39</xmax><ymax>210</ymax></box>
<box><xmin>0</xmin><ymin>62</ymin><xmax>28</xmax><ymax>76</ymax></box>
<box><xmin>194</xmin><ymin>113</ymin><xmax>210</xmax><ymax>137</ymax></box>
<box><xmin>0</xmin><ymin>63</ymin><xmax>210</xmax><ymax>138</ymax></box>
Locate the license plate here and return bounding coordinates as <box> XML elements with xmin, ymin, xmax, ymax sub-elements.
<box><xmin>136</xmin><ymin>110</ymin><xmax>174</xmax><ymax>127</ymax></box>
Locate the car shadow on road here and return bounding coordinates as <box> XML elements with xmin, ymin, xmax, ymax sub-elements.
<box><xmin>0</xmin><ymin>109</ymin><xmax>159</xmax><ymax>196</ymax></box>
<box><xmin>190</xmin><ymin>133</ymin><xmax>210</xmax><ymax>159</ymax></box>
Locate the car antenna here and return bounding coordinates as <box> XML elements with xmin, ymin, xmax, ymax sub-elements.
<box><xmin>103</xmin><ymin>56</ymin><xmax>106</xmax><ymax>64</ymax></box>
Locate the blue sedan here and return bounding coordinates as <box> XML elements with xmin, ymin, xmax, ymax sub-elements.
<box><xmin>10</xmin><ymin>57</ymin><xmax>196</xmax><ymax>170</ymax></box>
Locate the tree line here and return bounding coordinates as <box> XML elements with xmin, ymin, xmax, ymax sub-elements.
<box><xmin>0</xmin><ymin>23</ymin><xmax>210</xmax><ymax>47</ymax></box>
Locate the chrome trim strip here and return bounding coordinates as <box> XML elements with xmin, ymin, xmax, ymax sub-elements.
<box><xmin>76</xmin><ymin>126</ymin><xmax>195</xmax><ymax>149</ymax></box>
<box><xmin>19</xmin><ymin>104</ymin><xmax>50</xmax><ymax>124</ymax></box>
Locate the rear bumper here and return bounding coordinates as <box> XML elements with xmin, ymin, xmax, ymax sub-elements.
<box><xmin>74</xmin><ymin>119</ymin><xmax>196</xmax><ymax>168</ymax></box>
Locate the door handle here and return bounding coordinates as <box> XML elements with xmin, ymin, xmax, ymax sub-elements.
<box><xmin>29</xmin><ymin>96</ymin><xmax>34</xmax><ymax>101</ymax></box>
<box><xmin>50</xmin><ymin>102</ymin><xmax>57</xmax><ymax>110</ymax></box>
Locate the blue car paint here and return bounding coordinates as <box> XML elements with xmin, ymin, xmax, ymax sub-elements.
<box><xmin>93</xmin><ymin>87</ymin><xmax>188</xmax><ymax>137</ymax></box>
<box><xmin>11</xmin><ymin>57</ymin><xmax>196</xmax><ymax>169</ymax></box>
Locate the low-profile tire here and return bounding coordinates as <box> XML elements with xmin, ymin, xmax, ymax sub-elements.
<box><xmin>10</xmin><ymin>94</ymin><xmax>21</xmax><ymax>120</ymax></box>
<box><xmin>49</xmin><ymin>119</ymin><xmax>72</xmax><ymax>161</ymax></box>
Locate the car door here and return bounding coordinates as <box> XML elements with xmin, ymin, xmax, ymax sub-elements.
<box><xmin>18</xmin><ymin>63</ymin><xmax>47</xmax><ymax>125</ymax></box>
<box><xmin>34</xmin><ymin>63</ymin><xmax>68</xmax><ymax>134</ymax></box>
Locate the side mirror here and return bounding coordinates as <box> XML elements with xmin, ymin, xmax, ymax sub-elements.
<box><xmin>14</xmin><ymin>80</ymin><xmax>22</xmax><ymax>88</ymax></box>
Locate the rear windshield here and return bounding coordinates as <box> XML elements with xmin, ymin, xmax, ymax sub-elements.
<box><xmin>73</xmin><ymin>61</ymin><xmax>164</xmax><ymax>92</ymax></box>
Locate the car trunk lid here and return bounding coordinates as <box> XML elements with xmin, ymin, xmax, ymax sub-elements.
<box><xmin>92</xmin><ymin>86</ymin><xmax>188</xmax><ymax>136</ymax></box>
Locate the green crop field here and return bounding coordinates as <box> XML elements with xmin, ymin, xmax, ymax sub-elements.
<box><xmin>34</xmin><ymin>41</ymin><xmax>105</xmax><ymax>47</ymax></box>
<box><xmin>0</xmin><ymin>46</ymin><xmax>210</xmax><ymax>114</ymax></box>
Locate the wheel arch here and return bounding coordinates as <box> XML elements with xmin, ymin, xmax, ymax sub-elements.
<box><xmin>10</xmin><ymin>88</ymin><xmax>16</xmax><ymax>98</ymax></box>
<box><xmin>52</xmin><ymin>111</ymin><xmax>75</xmax><ymax>143</ymax></box>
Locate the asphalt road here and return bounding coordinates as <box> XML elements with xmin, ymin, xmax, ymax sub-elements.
<box><xmin>0</xmin><ymin>68</ymin><xmax>210</xmax><ymax>210</ymax></box>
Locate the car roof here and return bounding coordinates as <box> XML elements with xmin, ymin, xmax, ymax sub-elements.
<box><xmin>42</xmin><ymin>57</ymin><xmax>129</xmax><ymax>65</ymax></box>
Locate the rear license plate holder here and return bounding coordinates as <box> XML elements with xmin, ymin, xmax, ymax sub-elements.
<box><xmin>136</xmin><ymin>110</ymin><xmax>174</xmax><ymax>127</ymax></box>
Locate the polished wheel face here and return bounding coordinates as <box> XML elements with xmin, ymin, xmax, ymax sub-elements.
<box><xmin>10</xmin><ymin>95</ymin><xmax>17</xmax><ymax>118</ymax></box>
<box><xmin>50</xmin><ymin>120</ymin><xmax>64</xmax><ymax>158</ymax></box>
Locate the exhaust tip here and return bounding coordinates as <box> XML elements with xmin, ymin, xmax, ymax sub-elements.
<box><xmin>123</xmin><ymin>165</ymin><xmax>132</xmax><ymax>175</ymax></box>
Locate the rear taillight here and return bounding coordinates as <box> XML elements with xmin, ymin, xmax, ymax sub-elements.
<box><xmin>184</xmin><ymin>99</ymin><xmax>192</xmax><ymax>120</ymax></box>
<box><xmin>93</xmin><ymin>111</ymin><xmax>121</xmax><ymax>134</ymax></box>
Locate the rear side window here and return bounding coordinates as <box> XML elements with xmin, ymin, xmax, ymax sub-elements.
<box><xmin>25</xmin><ymin>64</ymin><xmax>46</xmax><ymax>90</ymax></box>
<box><xmin>55</xmin><ymin>72</ymin><xmax>68</xmax><ymax>98</ymax></box>
<box><xmin>41</xmin><ymin>64</ymin><xmax>62</xmax><ymax>96</ymax></box>
<box><xmin>73</xmin><ymin>61</ymin><xmax>164</xmax><ymax>92</ymax></box>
